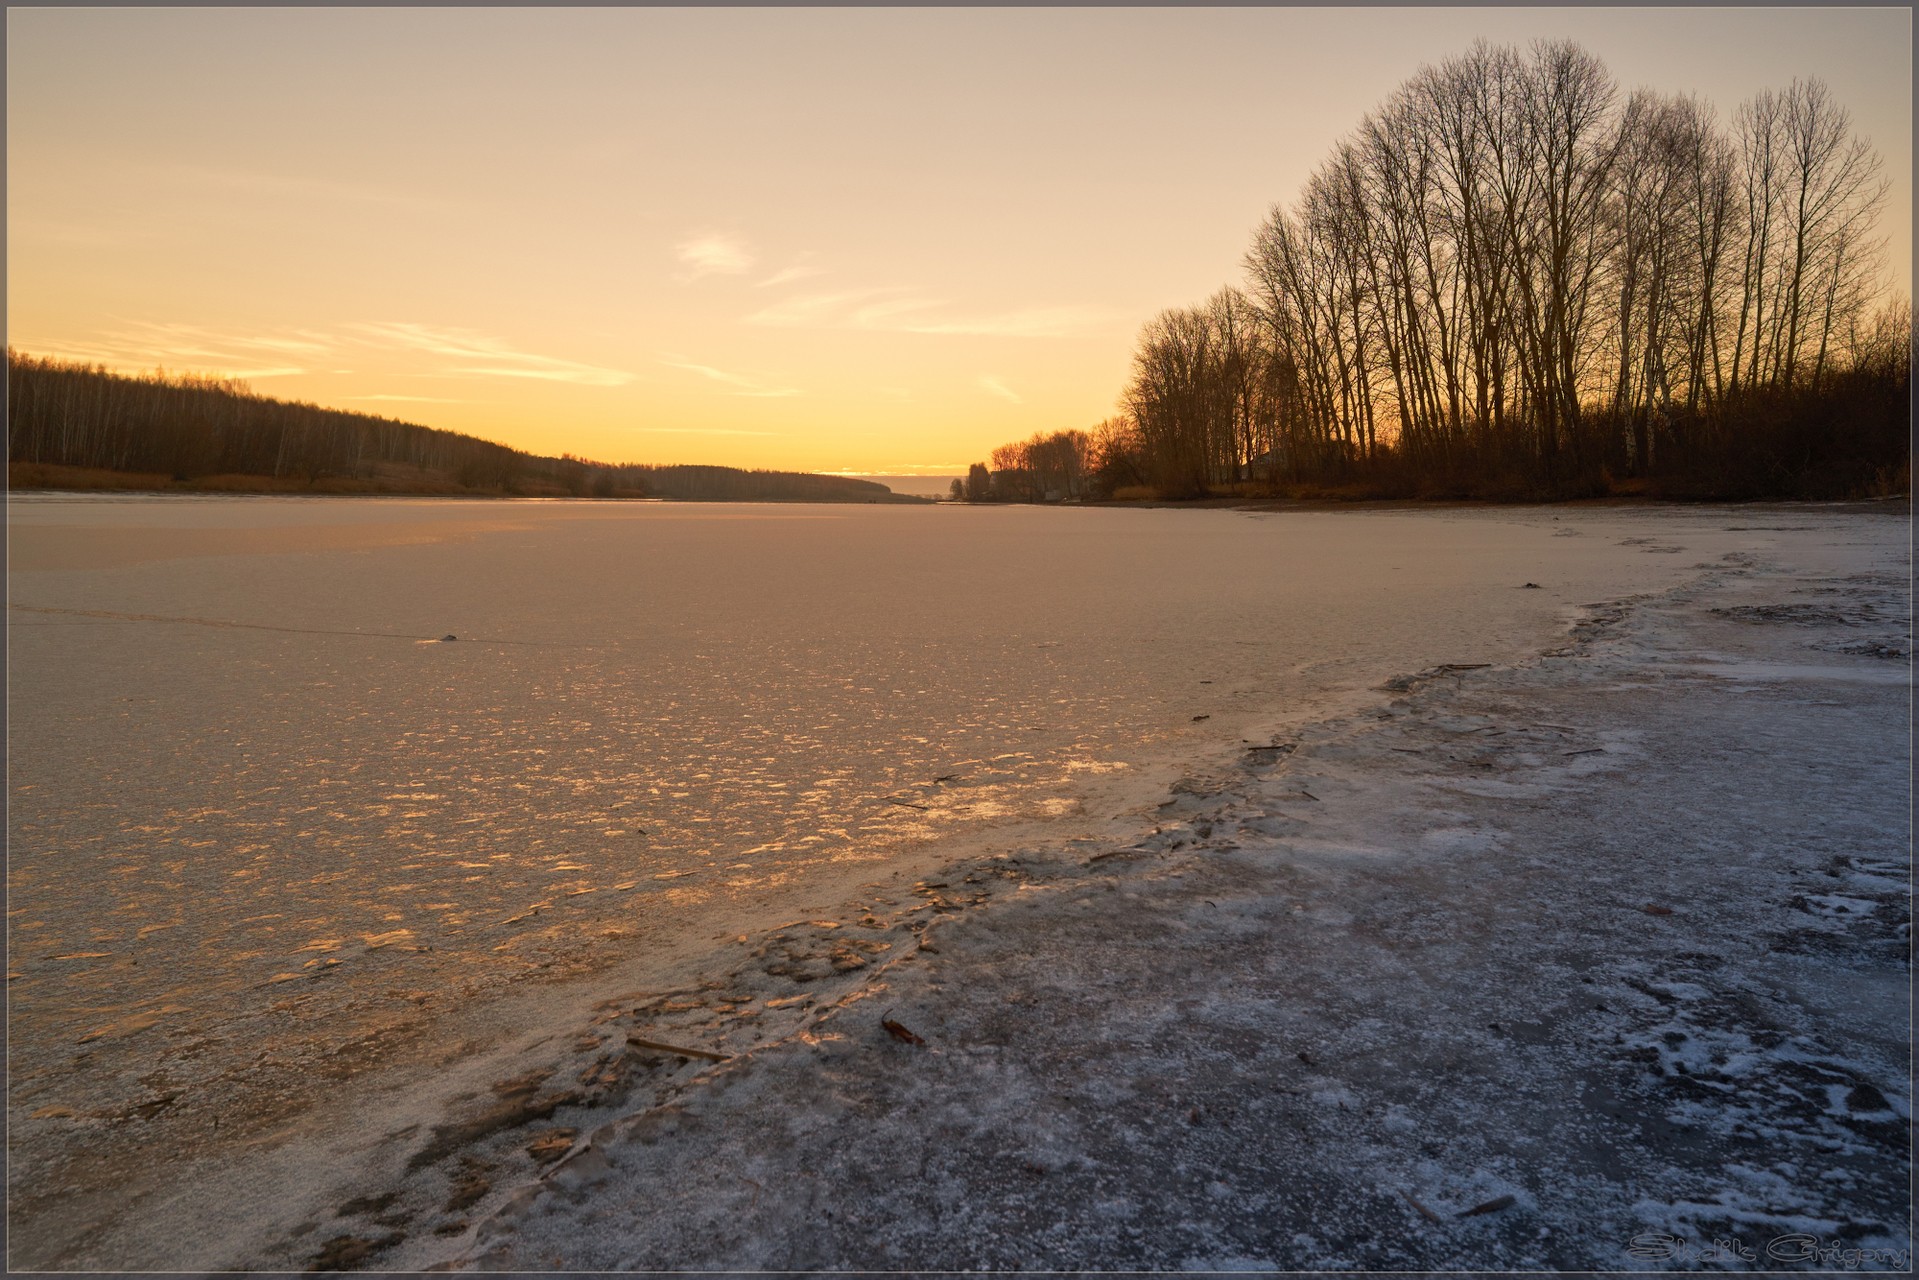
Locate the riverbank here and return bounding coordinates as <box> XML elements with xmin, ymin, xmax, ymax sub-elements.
<box><xmin>320</xmin><ymin>518</ymin><xmax>1903</xmax><ymax>1270</ymax></box>
<box><xmin>6</xmin><ymin>462</ymin><xmax>932</xmax><ymax>503</ymax></box>
<box><xmin>9</xmin><ymin>460</ymin><xmax>529</xmax><ymax>498</ymax></box>
<box><xmin>977</xmin><ymin>493</ymin><xmax>1912</xmax><ymax>516</ymax></box>
<box><xmin>16</xmin><ymin>461</ymin><xmax>1905</xmax><ymax>512</ymax></box>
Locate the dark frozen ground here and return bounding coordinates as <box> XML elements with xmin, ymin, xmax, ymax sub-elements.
<box><xmin>349</xmin><ymin>543</ymin><xmax>1913</xmax><ymax>1272</ymax></box>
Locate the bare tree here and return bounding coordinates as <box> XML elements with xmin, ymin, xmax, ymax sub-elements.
<box><xmin>1776</xmin><ymin>79</ymin><xmax>1888</xmax><ymax>386</ymax></box>
<box><xmin>982</xmin><ymin>43</ymin><xmax>1903</xmax><ymax>503</ymax></box>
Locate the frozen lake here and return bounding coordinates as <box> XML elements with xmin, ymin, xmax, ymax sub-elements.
<box><xmin>5</xmin><ymin>495</ymin><xmax>1891</xmax><ymax>1264</ymax></box>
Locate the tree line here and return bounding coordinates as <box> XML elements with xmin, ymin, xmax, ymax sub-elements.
<box><xmin>9</xmin><ymin>349</ymin><xmax>543</xmax><ymax>491</ymax></box>
<box><xmin>607</xmin><ymin>464</ymin><xmax>918</xmax><ymax>503</ymax></box>
<box><xmin>962</xmin><ymin>43</ymin><xmax>1909</xmax><ymax>503</ymax></box>
<box><xmin>7</xmin><ymin>351</ymin><xmax>920</xmax><ymax>502</ymax></box>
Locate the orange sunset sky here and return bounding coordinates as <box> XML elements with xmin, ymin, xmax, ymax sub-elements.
<box><xmin>8</xmin><ymin>7</ymin><xmax>1910</xmax><ymax>475</ymax></box>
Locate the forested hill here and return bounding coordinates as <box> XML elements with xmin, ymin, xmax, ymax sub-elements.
<box><xmin>5</xmin><ymin>350</ymin><xmax>921</xmax><ymax>502</ymax></box>
<box><xmin>622</xmin><ymin>466</ymin><xmax>912</xmax><ymax>503</ymax></box>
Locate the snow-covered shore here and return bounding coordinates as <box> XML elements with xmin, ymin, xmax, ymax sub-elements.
<box><xmin>257</xmin><ymin>519</ymin><xmax>1907</xmax><ymax>1273</ymax></box>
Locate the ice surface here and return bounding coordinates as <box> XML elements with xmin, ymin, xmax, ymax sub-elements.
<box><xmin>5</xmin><ymin>495</ymin><xmax>1908</xmax><ymax>1269</ymax></box>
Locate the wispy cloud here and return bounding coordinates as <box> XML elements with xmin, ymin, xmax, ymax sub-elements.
<box><xmin>978</xmin><ymin>374</ymin><xmax>1023</xmax><ymax>404</ymax></box>
<box><xmin>744</xmin><ymin>289</ymin><xmax>1112</xmax><ymax>338</ymax></box>
<box><xmin>740</xmin><ymin>288</ymin><xmax>896</xmax><ymax>328</ymax></box>
<box><xmin>351</xmin><ymin>322</ymin><xmax>634</xmax><ymax>386</ymax></box>
<box><xmin>676</xmin><ymin>232</ymin><xmax>755</xmax><ymax>280</ymax></box>
<box><xmin>627</xmin><ymin>426</ymin><xmax>780</xmax><ymax>437</ymax></box>
<box><xmin>231</xmin><ymin>336</ymin><xmax>336</xmax><ymax>356</ymax></box>
<box><xmin>658</xmin><ymin>353</ymin><xmax>800</xmax><ymax>398</ymax></box>
<box><xmin>348</xmin><ymin>394</ymin><xmax>469</xmax><ymax>404</ymax></box>
<box><xmin>14</xmin><ymin>321</ymin><xmax>334</xmax><ymax>379</ymax></box>
<box><xmin>116</xmin><ymin>321</ymin><xmax>336</xmax><ymax>358</ymax></box>
<box><xmin>756</xmin><ymin>257</ymin><xmax>826</xmax><ymax>288</ymax></box>
<box><xmin>22</xmin><ymin>319</ymin><xmax>635</xmax><ymax>391</ymax></box>
<box><xmin>8</xmin><ymin>340</ymin><xmax>146</xmax><ymax>373</ymax></box>
<box><xmin>441</xmin><ymin>366</ymin><xmax>615</xmax><ymax>384</ymax></box>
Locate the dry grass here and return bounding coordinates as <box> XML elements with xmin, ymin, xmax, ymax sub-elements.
<box><xmin>11</xmin><ymin>460</ymin><xmax>480</xmax><ymax>497</ymax></box>
<box><xmin>1207</xmin><ymin>480</ymin><xmax>1275</xmax><ymax>498</ymax></box>
<box><xmin>191</xmin><ymin>472</ymin><xmax>343</xmax><ymax>493</ymax></box>
<box><xmin>1269</xmin><ymin>481</ymin><xmax>1398</xmax><ymax>502</ymax></box>
<box><xmin>1866</xmin><ymin>461</ymin><xmax>1910</xmax><ymax>499</ymax></box>
<box><xmin>10</xmin><ymin>460</ymin><xmax>668</xmax><ymax>500</ymax></box>
<box><xmin>10</xmin><ymin>462</ymin><xmax>175</xmax><ymax>491</ymax></box>
<box><xmin>508</xmin><ymin>479</ymin><xmax>576</xmax><ymax>498</ymax></box>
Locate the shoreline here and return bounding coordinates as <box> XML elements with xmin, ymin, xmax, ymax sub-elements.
<box><xmin>4</xmin><ymin>486</ymin><xmax>931</xmax><ymax>506</ymax></box>
<box><xmin>10</xmin><ymin>478</ymin><xmax>1905</xmax><ymax>516</ymax></box>
<box><xmin>4</xmin><ymin>462</ymin><xmax>934</xmax><ymax>504</ymax></box>
<box><xmin>992</xmin><ymin>494</ymin><xmax>1913</xmax><ymax>516</ymax></box>
<box><xmin>401</xmin><ymin>533</ymin><xmax>1908</xmax><ymax>1270</ymax></box>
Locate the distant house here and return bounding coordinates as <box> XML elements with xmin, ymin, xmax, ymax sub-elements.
<box><xmin>1241</xmin><ymin>447</ymin><xmax>1288</xmax><ymax>482</ymax></box>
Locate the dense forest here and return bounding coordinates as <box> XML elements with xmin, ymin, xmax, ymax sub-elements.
<box><xmin>6</xmin><ymin>350</ymin><xmax>919</xmax><ymax>503</ymax></box>
<box><xmin>963</xmin><ymin>43</ymin><xmax>1910</xmax><ymax>503</ymax></box>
